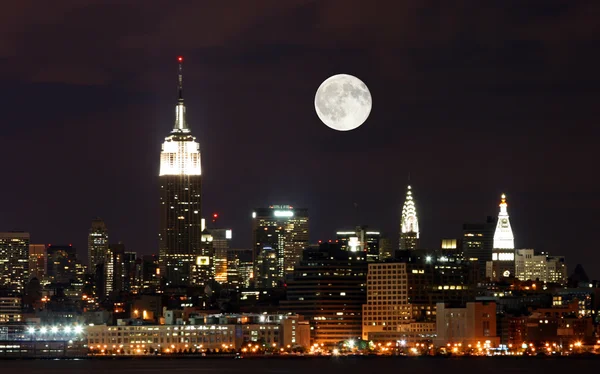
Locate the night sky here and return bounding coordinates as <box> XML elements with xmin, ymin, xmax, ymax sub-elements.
<box><xmin>1</xmin><ymin>1</ymin><xmax>599</xmax><ymax>278</ymax></box>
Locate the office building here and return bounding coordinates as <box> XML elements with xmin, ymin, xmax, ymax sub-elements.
<box><xmin>123</xmin><ymin>252</ymin><xmax>137</xmax><ymax>293</ymax></box>
<box><xmin>362</xmin><ymin>256</ymin><xmax>476</xmax><ymax>341</ymax></box>
<box><xmin>514</xmin><ymin>249</ymin><xmax>567</xmax><ymax>285</ymax></box>
<box><xmin>0</xmin><ymin>232</ymin><xmax>29</xmax><ymax>293</ymax></box>
<box><xmin>159</xmin><ymin>57</ymin><xmax>203</xmax><ymax>287</ymax></box>
<box><xmin>226</xmin><ymin>249</ymin><xmax>254</xmax><ymax>288</ymax></box>
<box><xmin>28</xmin><ymin>244</ymin><xmax>46</xmax><ymax>280</ymax></box>
<box><xmin>46</xmin><ymin>245</ymin><xmax>77</xmax><ymax>284</ymax></box>
<box><xmin>252</xmin><ymin>205</ymin><xmax>309</xmax><ymax>288</ymax></box>
<box><xmin>190</xmin><ymin>229</ymin><xmax>214</xmax><ymax>287</ymax></box>
<box><xmin>399</xmin><ymin>185</ymin><xmax>419</xmax><ymax>250</ymax></box>
<box><xmin>336</xmin><ymin>226</ymin><xmax>380</xmax><ymax>261</ymax></box>
<box><xmin>378</xmin><ymin>236</ymin><xmax>393</xmax><ymax>261</ymax></box>
<box><xmin>462</xmin><ymin>217</ymin><xmax>495</xmax><ymax>280</ymax></box>
<box><xmin>139</xmin><ymin>255</ymin><xmax>160</xmax><ymax>292</ymax></box>
<box><xmin>280</xmin><ymin>243</ymin><xmax>367</xmax><ymax>345</ymax></box>
<box><xmin>435</xmin><ymin>301</ymin><xmax>499</xmax><ymax>348</ymax></box>
<box><xmin>105</xmin><ymin>243</ymin><xmax>125</xmax><ymax>296</ymax></box>
<box><xmin>88</xmin><ymin>218</ymin><xmax>108</xmax><ymax>273</ymax></box>
<box><xmin>211</xmin><ymin>228</ymin><xmax>232</xmax><ymax>284</ymax></box>
<box><xmin>0</xmin><ymin>291</ymin><xmax>23</xmax><ymax>323</ymax></box>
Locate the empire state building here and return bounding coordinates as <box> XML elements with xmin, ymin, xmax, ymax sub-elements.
<box><xmin>159</xmin><ymin>57</ymin><xmax>202</xmax><ymax>287</ymax></box>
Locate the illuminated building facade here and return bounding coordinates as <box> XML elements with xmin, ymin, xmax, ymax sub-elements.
<box><xmin>514</xmin><ymin>249</ymin><xmax>567</xmax><ymax>285</ymax></box>
<box><xmin>488</xmin><ymin>194</ymin><xmax>516</xmax><ymax>280</ymax></box>
<box><xmin>159</xmin><ymin>57</ymin><xmax>203</xmax><ymax>287</ymax></box>
<box><xmin>0</xmin><ymin>292</ymin><xmax>23</xmax><ymax>323</ymax></box>
<box><xmin>336</xmin><ymin>226</ymin><xmax>380</xmax><ymax>261</ymax></box>
<box><xmin>190</xmin><ymin>229</ymin><xmax>214</xmax><ymax>287</ymax></box>
<box><xmin>252</xmin><ymin>206</ymin><xmax>309</xmax><ymax>288</ymax></box>
<box><xmin>362</xmin><ymin>257</ymin><xmax>476</xmax><ymax>341</ymax></box>
<box><xmin>399</xmin><ymin>185</ymin><xmax>419</xmax><ymax>250</ymax></box>
<box><xmin>493</xmin><ymin>194</ymin><xmax>514</xmax><ymax>250</ymax></box>
<box><xmin>281</xmin><ymin>243</ymin><xmax>367</xmax><ymax>345</ymax></box>
<box><xmin>226</xmin><ymin>248</ymin><xmax>253</xmax><ymax>288</ymax></box>
<box><xmin>88</xmin><ymin>218</ymin><xmax>108</xmax><ymax>274</ymax></box>
<box><xmin>210</xmin><ymin>228</ymin><xmax>232</xmax><ymax>284</ymax></box>
<box><xmin>434</xmin><ymin>302</ymin><xmax>499</xmax><ymax>348</ymax></box>
<box><xmin>0</xmin><ymin>232</ymin><xmax>30</xmax><ymax>293</ymax></box>
<box><xmin>28</xmin><ymin>244</ymin><xmax>46</xmax><ymax>280</ymax></box>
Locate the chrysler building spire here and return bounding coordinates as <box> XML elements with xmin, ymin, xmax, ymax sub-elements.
<box><xmin>174</xmin><ymin>56</ymin><xmax>189</xmax><ymax>133</ymax></box>
<box><xmin>399</xmin><ymin>185</ymin><xmax>420</xmax><ymax>250</ymax></box>
<box><xmin>493</xmin><ymin>193</ymin><xmax>515</xmax><ymax>249</ymax></box>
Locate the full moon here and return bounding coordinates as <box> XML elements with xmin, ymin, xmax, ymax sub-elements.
<box><xmin>314</xmin><ymin>74</ymin><xmax>372</xmax><ymax>131</ymax></box>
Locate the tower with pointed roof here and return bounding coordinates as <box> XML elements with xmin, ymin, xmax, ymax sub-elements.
<box><xmin>493</xmin><ymin>194</ymin><xmax>514</xmax><ymax>249</ymax></box>
<box><xmin>158</xmin><ymin>57</ymin><xmax>203</xmax><ymax>287</ymax></box>
<box><xmin>399</xmin><ymin>185</ymin><xmax>420</xmax><ymax>250</ymax></box>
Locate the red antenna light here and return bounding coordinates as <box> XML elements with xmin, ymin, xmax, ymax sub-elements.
<box><xmin>177</xmin><ymin>56</ymin><xmax>183</xmax><ymax>62</ymax></box>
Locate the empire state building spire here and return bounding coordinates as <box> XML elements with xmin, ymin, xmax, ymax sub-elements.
<box><xmin>493</xmin><ymin>193</ymin><xmax>515</xmax><ymax>249</ymax></box>
<box><xmin>174</xmin><ymin>56</ymin><xmax>189</xmax><ymax>133</ymax></box>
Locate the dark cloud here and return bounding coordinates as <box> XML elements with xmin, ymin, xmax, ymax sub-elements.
<box><xmin>1</xmin><ymin>1</ymin><xmax>599</xmax><ymax>277</ymax></box>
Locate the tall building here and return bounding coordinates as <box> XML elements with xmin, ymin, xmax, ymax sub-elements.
<box><xmin>158</xmin><ymin>56</ymin><xmax>203</xmax><ymax>287</ymax></box>
<box><xmin>0</xmin><ymin>232</ymin><xmax>30</xmax><ymax>293</ymax></box>
<box><xmin>399</xmin><ymin>185</ymin><xmax>419</xmax><ymax>250</ymax></box>
<box><xmin>493</xmin><ymin>194</ymin><xmax>514</xmax><ymax>249</ymax></box>
<box><xmin>227</xmin><ymin>249</ymin><xmax>253</xmax><ymax>288</ymax></box>
<box><xmin>336</xmin><ymin>226</ymin><xmax>380</xmax><ymax>261</ymax></box>
<box><xmin>105</xmin><ymin>242</ymin><xmax>125</xmax><ymax>296</ymax></box>
<box><xmin>252</xmin><ymin>205</ymin><xmax>309</xmax><ymax>288</ymax></box>
<box><xmin>362</xmin><ymin>255</ymin><xmax>476</xmax><ymax>341</ymax></box>
<box><xmin>46</xmin><ymin>244</ymin><xmax>77</xmax><ymax>284</ymax></box>
<box><xmin>488</xmin><ymin>194</ymin><xmax>517</xmax><ymax>280</ymax></box>
<box><xmin>88</xmin><ymin>218</ymin><xmax>108</xmax><ymax>273</ymax></box>
<box><xmin>211</xmin><ymin>228</ymin><xmax>232</xmax><ymax>284</ymax></box>
<box><xmin>28</xmin><ymin>244</ymin><xmax>46</xmax><ymax>280</ymax></box>
<box><xmin>280</xmin><ymin>243</ymin><xmax>367</xmax><ymax>345</ymax></box>
<box><xmin>462</xmin><ymin>216</ymin><xmax>495</xmax><ymax>280</ymax></box>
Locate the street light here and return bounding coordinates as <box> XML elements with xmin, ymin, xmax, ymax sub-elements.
<box><xmin>28</xmin><ymin>327</ymin><xmax>35</xmax><ymax>334</ymax></box>
<box><xmin>51</xmin><ymin>326</ymin><xmax>59</xmax><ymax>334</ymax></box>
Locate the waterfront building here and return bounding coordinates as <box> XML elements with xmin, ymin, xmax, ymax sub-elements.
<box><xmin>0</xmin><ymin>292</ymin><xmax>22</xmax><ymax>323</ymax></box>
<box><xmin>435</xmin><ymin>301</ymin><xmax>500</xmax><ymax>348</ymax></box>
<box><xmin>86</xmin><ymin>313</ymin><xmax>309</xmax><ymax>354</ymax></box>
<box><xmin>399</xmin><ymin>185</ymin><xmax>419</xmax><ymax>250</ymax></box>
<box><xmin>252</xmin><ymin>205</ymin><xmax>309</xmax><ymax>288</ymax></box>
<box><xmin>159</xmin><ymin>57</ymin><xmax>203</xmax><ymax>287</ymax></box>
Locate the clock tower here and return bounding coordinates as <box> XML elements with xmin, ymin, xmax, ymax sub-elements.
<box><xmin>493</xmin><ymin>193</ymin><xmax>514</xmax><ymax>249</ymax></box>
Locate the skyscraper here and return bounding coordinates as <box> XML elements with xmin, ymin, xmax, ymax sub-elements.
<box><xmin>336</xmin><ymin>226</ymin><xmax>380</xmax><ymax>261</ymax></box>
<box><xmin>88</xmin><ymin>218</ymin><xmax>108</xmax><ymax>273</ymax></box>
<box><xmin>462</xmin><ymin>216</ymin><xmax>495</xmax><ymax>279</ymax></box>
<box><xmin>0</xmin><ymin>232</ymin><xmax>30</xmax><ymax>293</ymax></box>
<box><xmin>28</xmin><ymin>244</ymin><xmax>46</xmax><ymax>280</ymax></box>
<box><xmin>210</xmin><ymin>228</ymin><xmax>232</xmax><ymax>284</ymax></box>
<box><xmin>46</xmin><ymin>244</ymin><xmax>77</xmax><ymax>284</ymax></box>
<box><xmin>399</xmin><ymin>185</ymin><xmax>419</xmax><ymax>250</ymax></box>
<box><xmin>158</xmin><ymin>56</ymin><xmax>203</xmax><ymax>287</ymax></box>
<box><xmin>252</xmin><ymin>205</ymin><xmax>309</xmax><ymax>288</ymax></box>
<box><xmin>493</xmin><ymin>194</ymin><xmax>515</xmax><ymax>249</ymax></box>
<box><xmin>489</xmin><ymin>194</ymin><xmax>516</xmax><ymax>280</ymax></box>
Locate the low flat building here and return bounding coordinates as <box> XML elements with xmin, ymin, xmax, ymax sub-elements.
<box><xmin>435</xmin><ymin>301</ymin><xmax>500</xmax><ymax>348</ymax></box>
<box><xmin>87</xmin><ymin>313</ymin><xmax>310</xmax><ymax>354</ymax></box>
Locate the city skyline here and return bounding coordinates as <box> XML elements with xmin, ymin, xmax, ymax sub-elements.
<box><xmin>1</xmin><ymin>1</ymin><xmax>599</xmax><ymax>279</ymax></box>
